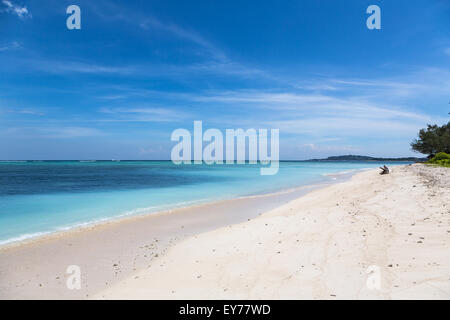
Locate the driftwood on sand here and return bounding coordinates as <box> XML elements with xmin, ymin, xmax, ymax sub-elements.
<box><xmin>379</xmin><ymin>165</ymin><xmax>389</xmax><ymax>175</ymax></box>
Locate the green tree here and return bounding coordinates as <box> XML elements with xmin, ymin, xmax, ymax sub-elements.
<box><xmin>410</xmin><ymin>121</ymin><xmax>450</xmax><ymax>157</ymax></box>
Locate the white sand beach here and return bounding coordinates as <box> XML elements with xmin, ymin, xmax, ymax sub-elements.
<box><xmin>1</xmin><ymin>164</ymin><xmax>449</xmax><ymax>299</ymax></box>
<box><xmin>96</xmin><ymin>164</ymin><xmax>450</xmax><ymax>299</ymax></box>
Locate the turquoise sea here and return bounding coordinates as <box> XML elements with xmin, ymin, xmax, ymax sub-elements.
<box><xmin>0</xmin><ymin>160</ymin><xmax>410</xmax><ymax>244</ymax></box>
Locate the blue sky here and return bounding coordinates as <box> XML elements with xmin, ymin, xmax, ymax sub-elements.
<box><xmin>1</xmin><ymin>0</ymin><xmax>449</xmax><ymax>160</ymax></box>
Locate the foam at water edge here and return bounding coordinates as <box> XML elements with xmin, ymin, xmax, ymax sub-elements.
<box><xmin>0</xmin><ymin>198</ymin><xmax>211</xmax><ymax>246</ymax></box>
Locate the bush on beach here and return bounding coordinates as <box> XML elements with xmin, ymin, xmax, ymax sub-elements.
<box><xmin>427</xmin><ymin>152</ymin><xmax>450</xmax><ymax>167</ymax></box>
<box><xmin>432</xmin><ymin>152</ymin><xmax>450</xmax><ymax>161</ymax></box>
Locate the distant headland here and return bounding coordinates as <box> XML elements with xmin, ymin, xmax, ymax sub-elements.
<box><xmin>306</xmin><ymin>155</ymin><xmax>426</xmax><ymax>162</ymax></box>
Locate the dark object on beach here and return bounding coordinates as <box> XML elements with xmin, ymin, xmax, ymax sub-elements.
<box><xmin>379</xmin><ymin>165</ymin><xmax>389</xmax><ymax>175</ymax></box>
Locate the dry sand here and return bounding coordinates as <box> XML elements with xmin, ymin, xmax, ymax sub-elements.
<box><xmin>96</xmin><ymin>164</ymin><xmax>450</xmax><ymax>299</ymax></box>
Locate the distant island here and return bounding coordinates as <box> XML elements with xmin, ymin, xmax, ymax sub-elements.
<box><xmin>306</xmin><ymin>155</ymin><xmax>426</xmax><ymax>162</ymax></box>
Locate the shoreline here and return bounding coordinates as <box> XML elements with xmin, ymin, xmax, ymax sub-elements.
<box><xmin>0</xmin><ymin>167</ymin><xmax>358</xmax><ymax>299</ymax></box>
<box><xmin>3</xmin><ymin>164</ymin><xmax>446</xmax><ymax>299</ymax></box>
<box><xmin>97</xmin><ymin>164</ymin><xmax>450</xmax><ymax>299</ymax></box>
<box><xmin>0</xmin><ymin>167</ymin><xmax>360</xmax><ymax>250</ymax></box>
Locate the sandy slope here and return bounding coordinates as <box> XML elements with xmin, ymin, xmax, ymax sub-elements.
<box><xmin>96</xmin><ymin>164</ymin><xmax>450</xmax><ymax>299</ymax></box>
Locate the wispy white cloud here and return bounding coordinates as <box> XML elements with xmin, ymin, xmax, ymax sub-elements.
<box><xmin>36</xmin><ymin>61</ymin><xmax>134</xmax><ymax>75</ymax></box>
<box><xmin>265</xmin><ymin>117</ymin><xmax>424</xmax><ymax>138</ymax></box>
<box><xmin>194</xmin><ymin>91</ymin><xmax>334</xmax><ymax>105</ymax></box>
<box><xmin>193</xmin><ymin>90</ymin><xmax>429</xmax><ymax>120</ymax></box>
<box><xmin>186</xmin><ymin>61</ymin><xmax>266</xmax><ymax>78</ymax></box>
<box><xmin>98</xmin><ymin>106</ymin><xmax>190</xmax><ymax>122</ymax></box>
<box><xmin>0</xmin><ymin>41</ymin><xmax>20</xmax><ymax>52</ymax></box>
<box><xmin>84</xmin><ymin>1</ymin><xmax>269</xmax><ymax>79</ymax></box>
<box><xmin>84</xmin><ymin>67</ymin><xmax>447</xmax><ymax>140</ymax></box>
<box><xmin>98</xmin><ymin>95</ymin><xmax>129</xmax><ymax>100</ymax></box>
<box><xmin>182</xmin><ymin>84</ymin><xmax>438</xmax><ymax>145</ymax></box>
<box><xmin>44</xmin><ymin>127</ymin><xmax>104</xmax><ymax>138</ymax></box>
<box><xmin>95</xmin><ymin>86</ymin><xmax>195</xmax><ymax>101</ymax></box>
<box><xmin>1</xmin><ymin>0</ymin><xmax>31</xmax><ymax>19</ymax></box>
<box><xmin>4</xmin><ymin>108</ymin><xmax>44</xmax><ymax>116</ymax></box>
<box><xmin>18</xmin><ymin>57</ymin><xmax>266</xmax><ymax>81</ymax></box>
<box><xmin>331</xmin><ymin>78</ymin><xmax>424</xmax><ymax>90</ymax></box>
<box><xmin>87</xmin><ymin>0</ymin><xmax>228</xmax><ymax>63</ymax></box>
<box><xmin>140</xmin><ymin>17</ymin><xmax>228</xmax><ymax>62</ymax></box>
<box><xmin>329</xmin><ymin>68</ymin><xmax>450</xmax><ymax>98</ymax></box>
<box><xmin>4</xmin><ymin>127</ymin><xmax>104</xmax><ymax>138</ymax></box>
<box><xmin>296</xmin><ymin>84</ymin><xmax>338</xmax><ymax>91</ymax></box>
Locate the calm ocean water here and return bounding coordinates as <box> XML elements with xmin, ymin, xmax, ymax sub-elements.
<box><xmin>0</xmin><ymin>160</ymin><xmax>410</xmax><ymax>244</ymax></box>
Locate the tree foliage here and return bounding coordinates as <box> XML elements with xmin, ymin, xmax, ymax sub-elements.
<box><xmin>410</xmin><ymin>121</ymin><xmax>450</xmax><ymax>157</ymax></box>
<box><xmin>427</xmin><ymin>152</ymin><xmax>450</xmax><ymax>167</ymax></box>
